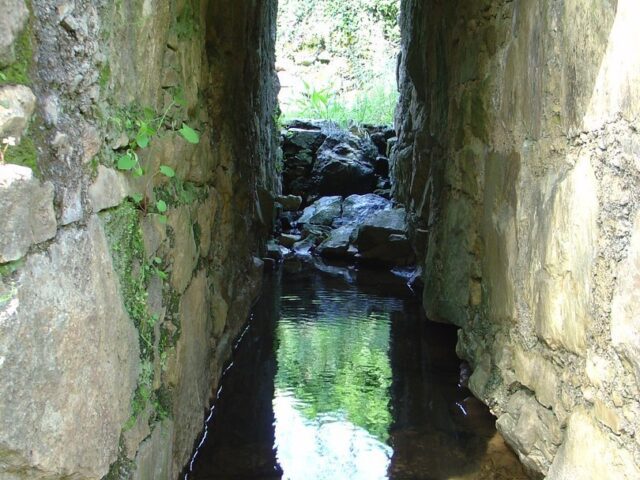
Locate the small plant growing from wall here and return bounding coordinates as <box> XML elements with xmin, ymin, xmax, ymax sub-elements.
<box><xmin>113</xmin><ymin>88</ymin><xmax>201</xmax><ymax>222</ymax></box>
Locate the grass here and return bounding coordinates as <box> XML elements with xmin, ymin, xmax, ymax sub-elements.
<box><xmin>281</xmin><ymin>80</ymin><xmax>398</xmax><ymax>127</ymax></box>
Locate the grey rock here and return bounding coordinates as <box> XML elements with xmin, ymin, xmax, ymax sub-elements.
<box><xmin>334</xmin><ymin>193</ymin><xmax>390</xmax><ymax>227</ymax></box>
<box><xmin>311</xmin><ymin>133</ymin><xmax>377</xmax><ymax>196</ymax></box>
<box><xmin>283</xmin><ymin>128</ymin><xmax>327</xmax><ymax>151</ymax></box>
<box><xmin>88</xmin><ymin>165</ymin><xmax>132</xmax><ymax>213</ymax></box>
<box><xmin>316</xmin><ymin>225</ymin><xmax>356</xmax><ymax>258</ymax></box>
<box><xmin>275</xmin><ymin>194</ymin><xmax>303</xmax><ymax>212</ymax></box>
<box><xmin>0</xmin><ymin>164</ymin><xmax>56</xmax><ymax>263</ymax></box>
<box><xmin>298</xmin><ymin>195</ymin><xmax>342</xmax><ymax>226</ymax></box>
<box><xmin>132</xmin><ymin>420</ymin><xmax>175</xmax><ymax>480</ymax></box>
<box><xmin>0</xmin><ymin>0</ymin><xmax>28</xmax><ymax>67</ymax></box>
<box><xmin>278</xmin><ymin>233</ymin><xmax>301</xmax><ymax>248</ymax></box>
<box><xmin>353</xmin><ymin>208</ymin><xmax>407</xmax><ymax>251</ymax></box>
<box><xmin>0</xmin><ymin>216</ymin><xmax>140</xmax><ymax>479</ymax></box>
<box><xmin>292</xmin><ymin>236</ymin><xmax>316</xmax><ymax>256</ymax></box>
<box><xmin>0</xmin><ymin>85</ymin><xmax>37</xmax><ymax>141</ymax></box>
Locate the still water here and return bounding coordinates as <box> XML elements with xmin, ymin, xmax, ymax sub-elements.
<box><xmin>184</xmin><ymin>265</ymin><xmax>526</xmax><ymax>480</ymax></box>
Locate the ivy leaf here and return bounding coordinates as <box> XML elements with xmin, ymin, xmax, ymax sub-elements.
<box><xmin>159</xmin><ymin>165</ymin><xmax>175</xmax><ymax>178</ymax></box>
<box><xmin>131</xmin><ymin>192</ymin><xmax>144</xmax><ymax>204</ymax></box>
<box><xmin>156</xmin><ymin>199</ymin><xmax>168</xmax><ymax>213</ymax></box>
<box><xmin>117</xmin><ymin>152</ymin><xmax>136</xmax><ymax>171</ymax></box>
<box><xmin>179</xmin><ymin>123</ymin><xmax>200</xmax><ymax>144</ymax></box>
<box><xmin>133</xmin><ymin>166</ymin><xmax>144</xmax><ymax>177</ymax></box>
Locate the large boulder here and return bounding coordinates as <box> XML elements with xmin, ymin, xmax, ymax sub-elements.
<box><xmin>297</xmin><ymin>195</ymin><xmax>342</xmax><ymax>226</ymax></box>
<box><xmin>310</xmin><ymin>132</ymin><xmax>377</xmax><ymax>196</ymax></box>
<box><xmin>352</xmin><ymin>208</ymin><xmax>415</xmax><ymax>266</ymax></box>
<box><xmin>334</xmin><ymin>193</ymin><xmax>390</xmax><ymax>227</ymax></box>
<box><xmin>316</xmin><ymin>225</ymin><xmax>357</xmax><ymax>258</ymax></box>
<box><xmin>282</xmin><ymin>127</ymin><xmax>327</xmax><ymax>153</ymax></box>
<box><xmin>353</xmin><ymin>208</ymin><xmax>407</xmax><ymax>251</ymax></box>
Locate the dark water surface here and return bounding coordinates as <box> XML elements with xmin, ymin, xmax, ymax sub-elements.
<box><xmin>184</xmin><ymin>266</ymin><xmax>526</xmax><ymax>480</ymax></box>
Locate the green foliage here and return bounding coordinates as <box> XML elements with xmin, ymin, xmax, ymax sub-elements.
<box><xmin>178</xmin><ymin>123</ymin><xmax>200</xmax><ymax>144</ymax></box>
<box><xmin>3</xmin><ymin>136</ymin><xmax>39</xmax><ymax>175</ymax></box>
<box><xmin>101</xmin><ymin>202</ymin><xmax>168</xmax><ymax>429</ymax></box>
<box><xmin>174</xmin><ymin>0</ymin><xmax>200</xmax><ymax>40</ymax></box>
<box><xmin>275</xmin><ymin>311</ymin><xmax>392</xmax><ymax>441</ymax></box>
<box><xmin>0</xmin><ymin>14</ymin><xmax>33</xmax><ymax>86</ymax></box>
<box><xmin>283</xmin><ymin>80</ymin><xmax>398</xmax><ymax>127</ymax></box>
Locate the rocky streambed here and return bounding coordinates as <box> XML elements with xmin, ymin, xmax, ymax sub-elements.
<box><xmin>267</xmin><ymin>121</ymin><xmax>414</xmax><ymax>271</ymax></box>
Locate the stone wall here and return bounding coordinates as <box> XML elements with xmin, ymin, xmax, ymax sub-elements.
<box><xmin>393</xmin><ymin>0</ymin><xmax>640</xmax><ymax>477</ymax></box>
<box><xmin>0</xmin><ymin>1</ymin><xmax>279</xmax><ymax>479</ymax></box>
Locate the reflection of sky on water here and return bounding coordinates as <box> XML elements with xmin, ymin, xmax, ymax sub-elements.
<box><xmin>274</xmin><ymin>390</ymin><xmax>392</xmax><ymax>480</ymax></box>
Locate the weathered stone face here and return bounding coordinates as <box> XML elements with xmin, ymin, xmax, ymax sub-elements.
<box><xmin>0</xmin><ymin>0</ymin><xmax>279</xmax><ymax>478</ymax></box>
<box><xmin>0</xmin><ymin>217</ymin><xmax>139</xmax><ymax>479</ymax></box>
<box><xmin>394</xmin><ymin>0</ymin><xmax>640</xmax><ymax>476</ymax></box>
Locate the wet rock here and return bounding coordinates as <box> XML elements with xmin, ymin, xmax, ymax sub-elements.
<box><xmin>370</xmin><ymin>131</ymin><xmax>388</xmax><ymax>156</ymax></box>
<box><xmin>297</xmin><ymin>195</ymin><xmax>342</xmax><ymax>226</ymax></box>
<box><xmin>0</xmin><ymin>217</ymin><xmax>140</xmax><ymax>479</ymax></box>
<box><xmin>0</xmin><ymin>85</ymin><xmax>37</xmax><ymax>141</ymax></box>
<box><xmin>0</xmin><ymin>0</ymin><xmax>28</xmax><ymax>67</ymax></box>
<box><xmin>374</xmin><ymin>155</ymin><xmax>390</xmax><ymax>177</ymax></box>
<box><xmin>292</xmin><ymin>236</ymin><xmax>316</xmax><ymax>256</ymax></box>
<box><xmin>316</xmin><ymin>225</ymin><xmax>357</xmax><ymax>258</ymax></box>
<box><xmin>0</xmin><ymin>164</ymin><xmax>56</xmax><ymax>263</ymax></box>
<box><xmin>266</xmin><ymin>241</ymin><xmax>291</xmax><ymax>261</ymax></box>
<box><xmin>276</xmin><ymin>194</ymin><xmax>303</xmax><ymax>212</ymax></box>
<box><xmin>311</xmin><ymin>133</ymin><xmax>377</xmax><ymax>196</ymax></box>
<box><xmin>353</xmin><ymin>208</ymin><xmax>407</xmax><ymax>251</ymax></box>
<box><xmin>334</xmin><ymin>193</ymin><xmax>390</xmax><ymax>227</ymax></box>
<box><xmin>278</xmin><ymin>233</ymin><xmax>301</xmax><ymax>248</ymax></box>
<box><xmin>283</xmin><ymin>128</ymin><xmax>326</xmax><ymax>152</ymax></box>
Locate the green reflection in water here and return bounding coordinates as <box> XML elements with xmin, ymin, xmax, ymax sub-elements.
<box><xmin>275</xmin><ymin>311</ymin><xmax>392</xmax><ymax>442</ymax></box>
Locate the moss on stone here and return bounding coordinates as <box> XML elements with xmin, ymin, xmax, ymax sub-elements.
<box><xmin>0</xmin><ymin>4</ymin><xmax>33</xmax><ymax>86</ymax></box>
<box><xmin>102</xmin><ymin>436</ymin><xmax>135</xmax><ymax>480</ymax></box>
<box><xmin>4</xmin><ymin>136</ymin><xmax>39</xmax><ymax>176</ymax></box>
<box><xmin>101</xmin><ymin>202</ymin><xmax>165</xmax><ymax>428</ymax></box>
<box><xmin>154</xmin><ymin>178</ymin><xmax>209</xmax><ymax>209</ymax></box>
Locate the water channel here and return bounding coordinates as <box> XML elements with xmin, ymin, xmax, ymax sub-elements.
<box><xmin>184</xmin><ymin>264</ymin><xmax>527</xmax><ymax>480</ymax></box>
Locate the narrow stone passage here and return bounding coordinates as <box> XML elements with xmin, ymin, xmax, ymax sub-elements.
<box><xmin>185</xmin><ymin>268</ymin><xmax>527</xmax><ymax>480</ymax></box>
<box><xmin>0</xmin><ymin>0</ymin><xmax>639</xmax><ymax>479</ymax></box>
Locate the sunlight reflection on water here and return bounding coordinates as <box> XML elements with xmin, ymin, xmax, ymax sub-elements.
<box><xmin>274</xmin><ymin>391</ymin><xmax>392</xmax><ymax>480</ymax></box>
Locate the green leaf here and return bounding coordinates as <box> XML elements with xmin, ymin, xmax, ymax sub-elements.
<box><xmin>157</xmin><ymin>214</ymin><xmax>168</xmax><ymax>224</ymax></box>
<box><xmin>153</xmin><ymin>256</ymin><xmax>162</xmax><ymax>264</ymax></box>
<box><xmin>159</xmin><ymin>165</ymin><xmax>175</xmax><ymax>178</ymax></box>
<box><xmin>117</xmin><ymin>153</ymin><xmax>136</xmax><ymax>171</ymax></box>
<box><xmin>178</xmin><ymin>123</ymin><xmax>200</xmax><ymax>144</ymax></box>
<box><xmin>0</xmin><ymin>72</ymin><xmax>6</xmax><ymax>81</ymax></box>
<box><xmin>131</xmin><ymin>193</ymin><xmax>144</xmax><ymax>204</ymax></box>
<box><xmin>133</xmin><ymin>166</ymin><xmax>144</xmax><ymax>177</ymax></box>
<box><xmin>173</xmin><ymin>87</ymin><xmax>187</xmax><ymax>107</ymax></box>
<box><xmin>136</xmin><ymin>132</ymin><xmax>150</xmax><ymax>149</ymax></box>
<box><xmin>156</xmin><ymin>199</ymin><xmax>168</xmax><ymax>213</ymax></box>
<box><xmin>156</xmin><ymin>269</ymin><xmax>168</xmax><ymax>280</ymax></box>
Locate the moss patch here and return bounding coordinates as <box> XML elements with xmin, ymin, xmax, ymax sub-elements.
<box><xmin>4</xmin><ymin>136</ymin><xmax>39</xmax><ymax>175</ymax></box>
<box><xmin>154</xmin><ymin>177</ymin><xmax>209</xmax><ymax>208</ymax></box>
<box><xmin>0</xmin><ymin>6</ymin><xmax>33</xmax><ymax>86</ymax></box>
<box><xmin>101</xmin><ymin>202</ymin><xmax>166</xmax><ymax>427</ymax></box>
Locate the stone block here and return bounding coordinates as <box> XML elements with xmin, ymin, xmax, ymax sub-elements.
<box><xmin>0</xmin><ymin>216</ymin><xmax>139</xmax><ymax>478</ymax></box>
<box><xmin>88</xmin><ymin>165</ymin><xmax>132</xmax><ymax>213</ymax></box>
<box><xmin>0</xmin><ymin>164</ymin><xmax>56</xmax><ymax>263</ymax></box>
<box><xmin>611</xmin><ymin>214</ymin><xmax>640</xmax><ymax>385</ymax></box>
<box><xmin>0</xmin><ymin>0</ymin><xmax>28</xmax><ymax>67</ymax></box>
<box><xmin>168</xmin><ymin>205</ymin><xmax>197</xmax><ymax>295</ymax></box>
<box><xmin>547</xmin><ymin>409</ymin><xmax>639</xmax><ymax>479</ymax></box>
<box><xmin>513</xmin><ymin>347</ymin><xmax>560</xmax><ymax>409</ymax></box>
<box><xmin>535</xmin><ymin>155</ymin><xmax>598</xmax><ymax>355</ymax></box>
<box><xmin>0</xmin><ymin>85</ymin><xmax>36</xmax><ymax>140</ymax></box>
